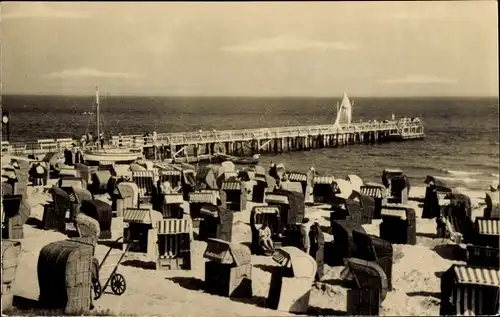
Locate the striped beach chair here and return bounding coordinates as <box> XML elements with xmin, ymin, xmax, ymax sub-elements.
<box><xmin>484</xmin><ymin>192</ymin><xmax>500</xmax><ymax>219</ymax></box>
<box><xmin>198</xmin><ymin>205</ymin><xmax>233</xmax><ymax>242</ymax></box>
<box><xmin>188</xmin><ymin>191</ymin><xmax>219</xmax><ymax>221</ymax></box>
<box><xmin>466</xmin><ymin>218</ymin><xmax>499</xmax><ymax>268</ymax></box>
<box><xmin>220</xmin><ymin>180</ymin><xmax>248</xmax><ymax>212</ymax></box>
<box><xmin>156</xmin><ymin>219</ymin><xmax>192</xmax><ymax>270</ymax></box>
<box><xmin>267</xmin><ymin>247</ymin><xmax>317</xmax><ymax>313</ymax></box>
<box><xmin>439</xmin><ymin>200</ymin><xmax>475</xmax><ymax>245</ymax></box>
<box><xmin>440</xmin><ymin>264</ymin><xmax>500</xmax><ymax>316</ymax></box>
<box><xmin>352</xmin><ymin>230</ymin><xmax>394</xmax><ymax>291</ymax></box>
<box><xmin>379</xmin><ymin>205</ymin><xmax>417</xmax><ymax>245</ymax></box>
<box><xmin>360</xmin><ymin>183</ymin><xmax>387</xmax><ymax>219</ymax></box>
<box><xmin>203</xmin><ymin>238</ymin><xmax>253</xmax><ymax>298</ymax></box>
<box><xmin>158</xmin><ymin>169</ymin><xmax>182</xmax><ymax>189</ymax></box>
<box><xmin>312</xmin><ymin>176</ymin><xmax>335</xmax><ymax>204</ymax></box>
<box><xmin>122</xmin><ymin>208</ymin><xmax>162</xmax><ymax>261</ymax></box>
<box><xmin>284</xmin><ymin>172</ymin><xmax>308</xmax><ymax>195</ymax></box>
<box><xmin>250</xmin><ymin>206</ymin><xmax>281</xmax><ymax>254</ymax></box>
<box><xmin>343</xmin><ymin>258</ymin><xmax>389</xmax><ymax>316</ymax></box>
<box><xmin>161</xmin><ymin>193</ymin><xmax>185</xmax><ymax>219</ymax></box>
<box><xmin>115</xmin><ymin>182</ymin><xmax>139</xmax><ymax>217</ymax></box>
<box><xmin>132</xmin><ymin>170</ymin><xmax>156</xmax><ymax>204</ymax></box>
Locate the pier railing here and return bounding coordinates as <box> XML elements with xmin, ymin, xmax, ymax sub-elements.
<box><xmin>1</xmin><ymin>119</ymin><xmax>424</xmax><ymax>155</ymax></box>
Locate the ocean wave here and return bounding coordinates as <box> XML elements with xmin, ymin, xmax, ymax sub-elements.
<box><xmin>440</xmin><ymin>169</ymin><xmax>482</xmax><ymax>177</ymax></box>
<box><xmin>491</xmin><ymin>173</ymin><xmax>499</xmax><ymax>178</ymax></box>
<box><xmin>437</xmin><ymin>175</ymin><xmax>479</xmax><ymax>184</ymax></box>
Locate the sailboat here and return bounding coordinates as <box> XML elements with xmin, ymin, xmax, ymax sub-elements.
<box><xmin>333</xmin><ymin>92</ymin><xmax>353</xmax><ymax>127</ymax></box>
<box><xmin>83</xmin><ymin>86</ymin><xmax>143</xmax><ymax>165</ymax></box>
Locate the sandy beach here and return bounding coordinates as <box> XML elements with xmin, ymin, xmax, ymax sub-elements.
<box><xmin>7</xmin><ymin>180</ymin><xmax>491</xmax><ymax>317</ymax></box>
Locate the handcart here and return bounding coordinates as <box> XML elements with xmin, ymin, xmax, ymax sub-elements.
<box><xmin>93</xmin><ymin>236</ymin><xmax>132</xmax><ymax>300</ymax></box>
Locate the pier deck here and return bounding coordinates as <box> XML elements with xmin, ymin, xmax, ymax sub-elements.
<box><xmin>1</xmin><ymin>118</ymin><xmax>424</xmax><ymax>161</ymax></box>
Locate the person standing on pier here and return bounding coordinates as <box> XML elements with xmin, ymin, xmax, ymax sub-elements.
<box><xmin>99</xmin><ymin>132</ymin><xmax>105</xmax><ymax>148</ymax></box>
<box><xmin>80</xmin><ymin>134</ymin><xmax>86</xmax><ymax>148</ymax></box>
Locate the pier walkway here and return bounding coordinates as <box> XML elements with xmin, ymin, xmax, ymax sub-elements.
<box><xmin>1</xmin><ymin>117</ymin><xmax>424</xmax><ymax>162</ymax></box>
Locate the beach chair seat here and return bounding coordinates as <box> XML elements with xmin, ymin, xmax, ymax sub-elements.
<box><xmin>115</xmin><ymin>182</ymin><xmax>139</xmax><ymax>217</ymax></box>
<box><xmin>132</xmin><ymin>170</ymin><xmax>156</xmax><ymax>203</ymax></box>
<box><xmin>349</xmin><ymin>191</ymin><xmax>375</xmax><ymax>225</ymax></box>
<box><xmin>330</xmin><ymin>198</ymin><xmax>363</xmax><ymax>225</ymax></box>
<box><xmin>267</xmin><ymin>247</ymin><xmax>316</xmax><ymax>314</ymax></box>
<box><xmin>312</xmin><ymin>176</ymin><xmax>335</xmax><ymax>203</ymax></box>
<box><xmin>346</xmin><ymin>288</ymin><xmax>382</xmax><ymax>316</ymax></box>
<box><xmin>156</xmin><ymin>219</ymin><xmax>192</xmax><ymax>270</ymax></box>
<box><xmin>440</xmin><ymin>264</ymin><xmax>500</xmax><ymax>316</ymax></box>
<box><xmin>91</xmin><ymin>170</ymin><xmax>112</xmax><ymax>195</ymax></box>
<box><xmin>41</xmin><ymin>203</ymin><xmax>66</xmax><ymax>232</ymax></box>
<box><xmin>379</xmin><ymin>205</ymin><xmax>416</xmax><ymax>245</ymax></box>
<box><xmin>204</xmin><ymin>238</ymin><xmax>252</xmax><ymax>298</ymax></box>
<box><xmin>198</xmin><ymin>205</ymin><xmax>233</xmax><ymax>242</ymax></box>
<box><xmin>188</xmin><ymin>191</ymin><xmax>219</xmax><ymax>226</ymax></box>
<box><xmin>2</xmin><ymin>195</ymin><xmax>31</xmax><ymax>239</ymax></box>
<box><xmin>327</xmin><ymin>220</ymin><xmax>366</xmax><ymax>266</ymax></box>
<box><xmin>342</xmin><ymin>257</ymin><xmax>388</xmax><ymax>316</ymax></box>
<box><xmin>250</xmin><ymin>206</ymin><xmax>281</xmax><ymax>255</ymax></box>
<box><xmin>37</xmin><ymin>240</ymin><xmax>94</xmax><ymax>314</ymax></box>
<box><xmin>360</xmin><ymin>183</ymin><xmax>388</xmax><ymax>219</ymax></box>
<box><xmin>159</xmin><ymin>194</ymin><xmax>185</xmax><ymax>219</ymax></box>
<box><xmin>266</xmin><ymin>189</ymin><xmax>305</xmax><ymax>226</ymax></box>
<box><xmin>284</xmin><ymin>171</ymin><xmax>308</xmax><ymax>195</ymax></box>
<box><xmin>2</xmin><ymin>240</ymin><xmax>22</xmax><ymax>312</ymax></box>
<box><xmin>80</xmin><ymin>200</ymin><xmax>113</xmax><ymax>240</ymax></box>
<box><xmin>122</xmin><ymin>208</ymin><xmax>162</xmax><ymax>261</ymax></box>
<box><xmin>220</xmin><ymin>180</ymin><xmax>248</xmax><ymax>212</ymax></box>
<box><xmin>382</xmin><ymin>168</ymin><xmax>409</xmax><ymax>204</ymax></box>
<box><xmin>438</xmin><ymin>201</ymin><xmax>474</xmax><ymax>245</ymax></box>
<box><xmin>353</xmin><ymin>230</ymin><xmax>394</xmax><ymax>291</ymax></box>
<box><xmin>465</xmin><ymin>218</ymin><xmax>499</xmax><ymax>268</ymax></box>
<box><xmin>484</xmin><ymin>192</ymin><xmax>500</xmax><ymax>219</ymax></box>
<box><xmin>75</xmin><ymin>213</ymin><xmax>100</xmax><ymax>248</ymax></box>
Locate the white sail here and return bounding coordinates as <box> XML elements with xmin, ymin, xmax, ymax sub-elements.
<box><xmin>334</xmin><ymin>92</ymin><xmax>353</xmax><ymax>126</ymax></box>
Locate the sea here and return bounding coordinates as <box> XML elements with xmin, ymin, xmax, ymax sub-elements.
<box><xmin>2</xmin><ymin>95</ymin><xmax>499</xmax><ymax>191</ymax></box>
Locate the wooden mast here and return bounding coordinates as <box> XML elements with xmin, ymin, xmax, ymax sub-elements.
<box><xmin>96</xmin><ymin>85</ymin><xmax>100</xmax><ymax>150</ymax></box>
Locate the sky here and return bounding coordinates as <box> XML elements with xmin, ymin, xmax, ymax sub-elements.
<box><xmin>1</xmin><ymin>1</ymin><xmax>498</xmax><ymax>97</ymax></box>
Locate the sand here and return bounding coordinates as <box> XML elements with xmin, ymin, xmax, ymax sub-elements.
<box><xmin>7</xmin><ymin>182</ymin><xmax>492</xmax><ymax>316</ymax></box>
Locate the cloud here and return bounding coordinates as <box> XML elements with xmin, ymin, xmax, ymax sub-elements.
<box><xmin>43</xmin><ymin>68</ymin><xmax>139</xmax><ymax>79</ymax></box>
<box><xmin>379</xmin><ymin>74</ymin><xmax>457</xmax><ymax>85</ymax></box>
<box><xmin>2</xmin><ymin>3</ymin><xmax>93</xmax><ymax>19</ymax></box>
<box><xmin>221</xmin><ymin>34</ymin><xmax>358</xmax><ymax>53</ymax></box>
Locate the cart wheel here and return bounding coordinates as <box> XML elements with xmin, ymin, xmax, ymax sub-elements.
<box><xmin>110</xmin><ymin>273</ymin><xmax>126</xmax><ymax>295</ymax></box>
<box><xmin>93</xmin><ymin>280</ymin><xmax>102</xmax><ymax>300</ymax></box>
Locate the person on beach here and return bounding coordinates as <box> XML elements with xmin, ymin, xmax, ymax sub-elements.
<box><xmin>308</xmin><ymin>219</ymin><xmax>322</xmax><ymax>257</ymax></box>
<box><xmin>300</xmin><ymin>218</ymin><xmax>311</xmax><ymax>254</ymax></box>
<box><xmin>80</xmin><ymin>135</ymin><xmax>86</xmax><ymax>148</ymax></box>
<box><xmin>258</xmin><ymin>222</ymin><xmax>274</xmax><ymax>252</ymax></box>
<box><xmin>305</xmin><ymin>167</ymin><xmax>316</xmax><ymax>204</ymax></box>
<box><xmin>99</xmin><ymin>132</ymin><xmax>105</xmax><ymax>148</ymax></box>
<box><xmin>173</xmin><ymin>181</ymin><xmax>182</xmax><ymax>193</ymax></box>
<box><xmin>160</xmin><ymin>181</ymin><xmax>173</xmax><ymax>194</ymax></box>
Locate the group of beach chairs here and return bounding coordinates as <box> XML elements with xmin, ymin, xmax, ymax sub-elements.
<box><xmin>2</xmin><ymin>154</ymin><xmax>499</xmax><ymax>315</ymax></box>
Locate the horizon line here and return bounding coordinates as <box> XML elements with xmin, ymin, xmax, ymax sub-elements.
<box><xmin>2</xmin><ymin>93</ymin><xmax>498</xmax><ymax>99</ymax></box>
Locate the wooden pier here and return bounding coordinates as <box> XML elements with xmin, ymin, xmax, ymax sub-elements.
<box><xmin>1</xmin><ymin>117</ymin><xmax>424</xmax><ymax>162</ymax></box>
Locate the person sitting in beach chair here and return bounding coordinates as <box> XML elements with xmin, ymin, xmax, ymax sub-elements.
<box><xmin>173</xmin><ymin>181</ymin><xmax>182</xmax><ymax>193</ymax></box>
<box><xmin>259</xmin><ymin>222</ymin><xmax>274</xmax><ymax>252</ymax></box>
<box><xmin>159</xmin><ymin>181</ymin><xmax>173</xmax><ymax>194</ymax></box>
